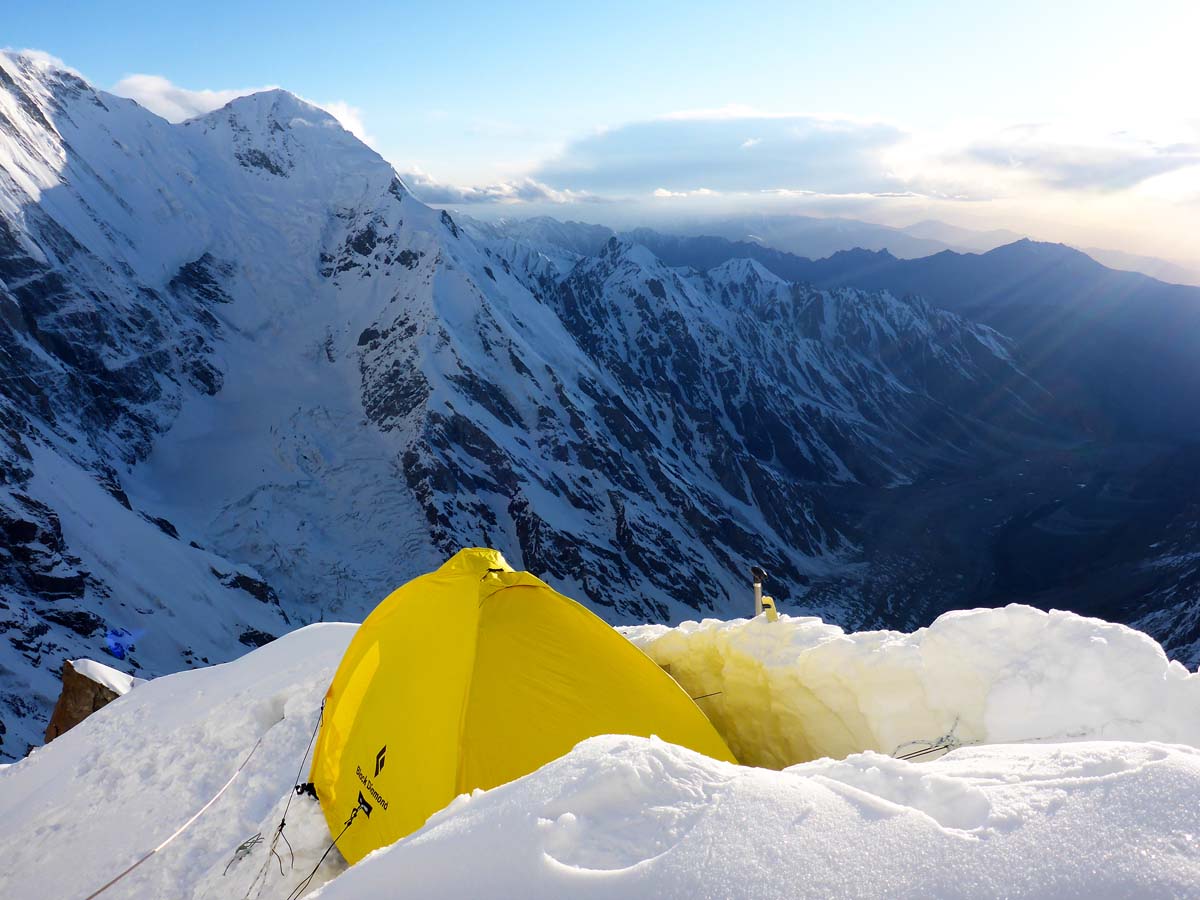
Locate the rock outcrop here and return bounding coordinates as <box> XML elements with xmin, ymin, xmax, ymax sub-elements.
<box><xmin>44</xmin><ymin>659</ymin><xmax>133</xmax><ymax>743</ymax></box>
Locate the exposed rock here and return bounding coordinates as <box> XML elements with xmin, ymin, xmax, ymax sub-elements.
<box><xmin>43</xmin><ymin>659</ymin><xmax>130</xmax><ymax>743</ymax></box>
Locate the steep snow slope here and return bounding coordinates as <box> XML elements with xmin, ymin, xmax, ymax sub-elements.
<box><xmin>0</xmin><ymin>52</ymin><xmax>294</xmax><ymax>757</ymax></box>
<box><xmin>0</xmin><ymin>607</ymin><xmax>1196</xmax><ymax>899</ymax></box>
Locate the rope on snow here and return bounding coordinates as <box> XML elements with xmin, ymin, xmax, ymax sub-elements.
<box><xmin>81</xmin><ymin>733</ymin><xmax>270</xmax><ymax>900</ymax></box>
<box><xmin>892</xmin><ymin>719</ymin><xmax>1100</xmax><ymax>762</ymax></box>
<box><xmin>892</xmin><ymin>717</ymin><xmax>975</xmax><ymax>761</ymax></box>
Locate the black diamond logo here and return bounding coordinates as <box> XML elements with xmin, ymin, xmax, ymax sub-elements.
<box><xmin>375</xmin><ymin>744</ymin><xmax>387</xmax><ymax>777</ymax></box>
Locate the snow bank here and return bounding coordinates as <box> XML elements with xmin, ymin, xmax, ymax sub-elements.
<box><xmin>0</xmin><ymin>624</ymin><xmax>358</xmax><ymax>900</ymax></box>
<box><xmin>1</xmin><ymin>606</ymin><xmax>1197</xmax><ymax>899</ymax></box>
<box><xmin>70</xmin><ymin>658</ymin><xmax>144</xmax><ymax>696</ymax></box>
<box><xmin>622</xmin><ymin>604</ymin><xmax>1200</xmax><ymax>767</ymax></box>
<box><xmin>310</xmin><ymin>734</ymin><xmax>1200</xmax><ymax>899</ymax></box>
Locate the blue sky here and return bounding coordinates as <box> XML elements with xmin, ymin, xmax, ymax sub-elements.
<box><xmin>7</xmin><ymin>0</ymin><xmax>1200</xmax><ymax>262</ymax></box>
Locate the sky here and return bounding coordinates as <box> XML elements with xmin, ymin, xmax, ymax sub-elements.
<box><xmin>6</xmin><ymin>0</ymin><xmax>1200</xmax><ymax>265</ymax></box>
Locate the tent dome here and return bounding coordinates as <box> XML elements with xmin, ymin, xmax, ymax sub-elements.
<box><xmin>310</xmin><ymin>548</ymin><xmax>735</xmax><ymax>863</ymax></box>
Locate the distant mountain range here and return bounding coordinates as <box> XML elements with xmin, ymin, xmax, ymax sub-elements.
<box><xmin>470</xmin><ymin>216</ymin><xmax>1200</xmax><ymax>669</ymax></box>
<box><xmin>464</xmin><ymin>212</ymin><xmax>1200</xmax><ymax>287</ymax></box>
<box><xmin>468</xmin><ymin>218</ymin><xmax>1200</xmax><ymax>441</ymax></box>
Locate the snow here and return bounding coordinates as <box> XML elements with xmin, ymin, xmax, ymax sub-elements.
<box><xmin>0</xmin><ymin>605</ymin><xmax>1197</xmax><ymax>898</ymax></box>
<box><xmin>622</xmin><ymin>604</ymin><xmax>1200</xmax><ymax>767</ymax></box>
<box><xmin>0</xmin><ymin>624</ymin><xmax>356</xmax><ymax>900</ymax></box>
<box><xmin>314</xmin><ymin>736</ymin><xmax>1200</xmax><ymax>899</ymax></box>
<box><xmin>70</xmin><ymin>658</ymin><xmax>142</xmax><ymax>695</ymax></box>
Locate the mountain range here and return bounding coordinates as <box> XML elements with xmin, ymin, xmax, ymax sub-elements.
<box><xmin>1</xmin><ymin>51</ymin><xmax>1197</xmax><ymax>758</ymax></box>
<box><xmin>518</xmin><ymin>211</ymin><xmax>1200</xmax><ymax>286</ymax></box>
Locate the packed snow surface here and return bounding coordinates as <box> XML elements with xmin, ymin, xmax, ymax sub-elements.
<box><xmin>317</xmin><ymin>736</ymin><xmax>1200</xmax><ymax>900</ymax></box>
<box><xmin>0</xmin><ymin>606</ymin><xmax>1196</xmax><ymax>899</ymax></box>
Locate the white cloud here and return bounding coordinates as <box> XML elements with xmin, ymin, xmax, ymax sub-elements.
<box><xmin>659</xmin><ymin>104</ymin><xmax>800</xmax><ymax>121</ymax></box>
<box><xmin>315</xmin><ymin>99</ymin><xmax>375</xmax><ymax>147</ymax></box>
<box><xmin>533</xmin><ymin>113</ymin><xmax>908</xmax><ymax>196</ymax></box>
<box><xmin>653</xmin><ymin>187</ymin><xmax>719</xmax><ymax>199</ymax></box>
<box><xmin>519</xmin><ymin>109</ymin><xmax>1200</xmax><ymax>263</ymax></box>
<box><xmin>961</xmin><ymin>123</ymin><xmax>1200</xmax><ymax>191</ymax></box>
<box><xmin>400</xmin><ymin>168</ymin><xmax>600</xmax><ymax>205</ymax></box>
<box><xmin>535</xmin><ymin>110</ymin><xmax>1200</xmax><ymax>207</ymax></box>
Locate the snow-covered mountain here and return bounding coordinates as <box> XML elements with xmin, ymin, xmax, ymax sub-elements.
<box><xmin>0</xmin><ymin>52</ymin><xmax>1071</xmax><ymax>757</ymax></box>
<box><xmin>21</xmin><ymin>48</ymin><xmax>1200</xmax><ymax>765</ymax></box>
<box><xmin>475</xmin><ymin>217</ymin><xmax>1200</xmax><ymax>660</ymax></box>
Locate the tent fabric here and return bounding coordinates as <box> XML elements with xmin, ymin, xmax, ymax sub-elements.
<box><xmin>309</xmin><ymin>548</ymin><xmax>736</xmax><ymax>864</ymax></box>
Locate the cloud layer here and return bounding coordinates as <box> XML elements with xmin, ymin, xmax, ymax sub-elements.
<box><xmin>526</xmin><ymin>110</ymin><xmax>1200</xmax><ymax>206</ymax></box>
<box><xmin>399</xmin><ymin>170</ymin><xmax>594</xmax><ymax>205</ymax></box>
<box><xmin>963</xmin><ymin>125</ymin><xmax>1200</xmax><ymax>191</ymax></box>
<box><xmin>534</xmin><ymin>113</ymin><xmax>907</xmax><ymax>196</ymax></box>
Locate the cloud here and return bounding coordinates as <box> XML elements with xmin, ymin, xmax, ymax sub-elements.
<box><xmin>963</xmin><ymin>125</ymin><xmax>1200</xmax><ymax>191</ymax></box>
<box><xmin>312</xmin><ymin>99</ymin><xmax>375</xmax><ymax>147</ymax></box>
<box><xmin>110</xmin><ymin>73</ymin><xmax>375</xmax><ymax>146</ymax></box>
<box><xmin>533</xmin><ymin>112</ymin><xmax>909</xmax><ymax>196</ymax></box>
<box><xmin>526</xmin><ymin>109</ymin><xmax>1200</xmax><ymax>210</ymax></box>
<box><xmin>659</xmin><ymin>104</ymin><xmax>803</xmax><ymax>121</ymax></box>
<box><xmin>400</xmin><ymin>169</ymin><xmax>600</xmax><ymax>205</ymax></box>
<box><xmin>652</xmin><ymin>187</ymin><xmax>719</xmax><ymax>199</ymax></box>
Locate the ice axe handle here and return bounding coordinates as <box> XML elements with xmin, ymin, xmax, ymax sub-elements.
<box><xmin>750</xmin><ymin>566</ymin><xmax>768</xmax><ymax>616</ymax></box>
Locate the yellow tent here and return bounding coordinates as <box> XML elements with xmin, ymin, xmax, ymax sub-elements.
<box><xmin>309</xmin><ymin>548</ymin><xmax>736</xmax><ymax>863</ymax></box>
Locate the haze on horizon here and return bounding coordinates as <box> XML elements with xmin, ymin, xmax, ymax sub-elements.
<box><xmin>8</xmin><ymin>0</ymin><xmax>1199</xmax><ymax>268</ymax></box>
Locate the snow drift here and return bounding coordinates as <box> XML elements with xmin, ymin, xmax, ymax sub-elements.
<box><xmin>314</xmin><ymin>736</ymin><xmax>1200</xmax><ymax>899</ymax></box>
<box><xmin>0</xmin><ymin>604</ymin><xmax>1197</xmax><ymax>898</ymax></box>
<box><xmin>622</xmin><ymin>603</ymin><xmax>1200</xmax><ymax>768</ymax></box>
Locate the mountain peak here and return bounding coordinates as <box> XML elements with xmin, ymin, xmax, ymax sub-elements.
<box><xmin>708</xmin><ymin>256</ymin><xmax>785</xmax><ymax>286</ymax></box>
<box><xmin>194</xmin><ymin>87</ymin><xmax>339</xmax><ymax>130</ymax></box>
<box><xmin>178</xmin><ymin>85</ymin><xmax>391</xmax><ymax>190</ymax></box>
<box><xmin>985</xmin><ymin>238</ymin><xmax>1096</xmax><ymax>267</ymax></box>
<box><xmin>599</xmin><ymin>237</ymin><xmax>663</xmax><ymax>270</ymax></box>
<box><xmin>0</xmin><ymin>48</ymin><xmax>84</xmax><ymax>80</ymax></box>
<box><xmin>825</xmin><ymin>246</ymin><xmax>895</xmax><ymax>264</ymax></box>
<box><xmin>0</xmin><ymin>48</ymin><xmax>99</xmax><ymax>109</ymax></box>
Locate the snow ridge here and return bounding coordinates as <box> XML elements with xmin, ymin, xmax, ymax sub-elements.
<box><xmin>1</xmin><ymin>607</ymin><xmax>1197</xmax><ymax>898</ymax></box>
